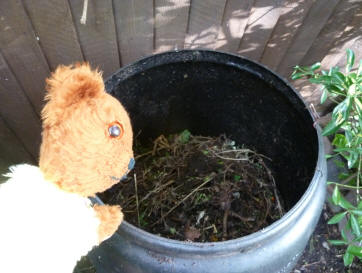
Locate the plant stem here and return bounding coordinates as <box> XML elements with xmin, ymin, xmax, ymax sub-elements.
<box><xmin>151</xmin><ymin>173</ymin><xmax>216</xmax><ymax>227</ymax></box>
<box><xmin>357</xmin><ymin>155</ymin><xmax>361</xmax><ymax>203</ymax></box>
<box><xmin>340</xmin><ymin>173</ymin><xmax>358</xmax><ymax>185</ymax></box>
<box><xmin>134</xmin><ymin>173</ymin><xmax>140</xmax><ymax>227</ymax></box>
<box><xmin>328</xmin><ymin>181</ymin><xmax>361</xmax><ymax>189</ymax></box>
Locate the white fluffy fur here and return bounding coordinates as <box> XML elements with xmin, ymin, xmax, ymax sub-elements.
<box><xmin>0</xmin><ymin>164</ymin><xmax>100</xmax><ymax>273</ymax></box>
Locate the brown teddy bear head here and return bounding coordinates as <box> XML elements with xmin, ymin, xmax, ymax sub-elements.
<box><xmin>39</xmin><ymin>63</ymin><xmax>134</xmax><ymax>197</ymax></box>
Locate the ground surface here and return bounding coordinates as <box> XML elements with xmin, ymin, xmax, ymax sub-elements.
<box><xmin>293</xmin><ymin>205</ymin><xmax>362</xmax><ymax>273</ymax></box>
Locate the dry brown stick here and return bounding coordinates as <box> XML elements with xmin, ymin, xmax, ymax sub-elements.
<box><xmin>139</xmin><ymin>179</ymin><xmax>176</xmax><ymax>203</ymax></box>
<box><xmin>222</xmin><ymin>208</ymin><xmax>229</xmax><ymax>240</ymax></box>
<box><xmin>215</xmin><ymin>149</ymin><xmax>272</xmax><ymax>161</ymax></box>
<box><xmin>340</xmin><ymin>172</ymin><xmax>358</xmax><ymax>185</ymax></box>
<box><xmin>135</xmin><ymin>150</ymin><xmax>153</xmax><ymax>160</ymax></box>
<box><xmin>134</xmin><ymin>173</ymin><xmax>140</xmax><ymax>227</ymax></box>
<box><xmin>150</xmin><ymin>173</ymin><xmax>216</xmax><ymax>227</ymax></box>
<box><xmin>211</xmin><ymin>153</ymin><xmax>249</xmax><ymax>162</ymax></box>
<box><xmin>229</xmin><ymin>211</ymin><xmax>255</xmax><ymax>222</ymax></box>
<box><xmin>262</xmin><ymin>192</ymin><xmax>271</xmax><ymax>225</ymax></box>
<box><xmin>258</xmin><ymin>159</ymin><xmax>284</xmax><ymax>217</ymax></box>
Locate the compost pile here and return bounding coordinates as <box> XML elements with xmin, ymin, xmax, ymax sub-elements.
<box><xmin>100</xmin><ymin>130</ymin><xmax>285</xmax><ymax>242</ymax></box>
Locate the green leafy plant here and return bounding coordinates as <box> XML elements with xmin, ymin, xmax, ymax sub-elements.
<box><xmin>292</xmin><ymin>49</ymin><xmax>362</xmax><ymax>266</ymax></box>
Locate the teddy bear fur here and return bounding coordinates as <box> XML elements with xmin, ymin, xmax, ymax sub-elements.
<box><xmin>0</xmin><ymin>63</ymin><xmax>133</xmax><ymax>273</ymax></box>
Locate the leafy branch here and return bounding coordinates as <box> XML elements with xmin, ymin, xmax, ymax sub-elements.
<box><xmin>292</xmin><ymin>49</ymin><xmax>362</xmax><ymax>267</ymax></box>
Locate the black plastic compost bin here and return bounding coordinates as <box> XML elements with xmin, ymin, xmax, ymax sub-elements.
<box><xmin>89</xmin><ymin>50</ymin><xmax>327</xmax><ymax>273</ymax></box>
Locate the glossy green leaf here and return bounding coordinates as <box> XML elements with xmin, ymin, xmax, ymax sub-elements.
<box><xmin>333</xmin><ymin>159</ymin><xmax>346</xmax><ymax>169</ymax></box>
<box><xmin>348</xmin><ymin>73</ymin><xmax>357</xmax><ymax>83</ymax></box>
<box><xmin>328</xmin><ymin>239</ymin><xmax>347</xmax><ymax>246</ymax></box>
<box><xmin>348</xmin><ymin>84</ymin><xmax>357</xmax><ymax>96</ymax></box>
<box><xmin>332</xmin><ymin>134</ymin><xmax>347</xmax><ymax>148</ymax></box>
<box><xmin>331</xmin><ymin>97</ymin><xmax>352</xmax><ymax>126</ymax></box>
<box><xmin>178</xmin><ymin>129</ymin><xmax>191</xmax><ymax>144</ymax></box>
<box><xmin>346</xmin><ymin>49</ymin><xmax>355</xmax><ymax>73</ymax></box>
<box><xmin>291</xmin><ymin>72</ymin><xmax>304</xmax><ymax>80</ymax></box>
<box><xmin>354</xmin><ymin>232</ymin><xmax>362</xmax><ymax>241</ymax></box>
<box><xmin>359</xmin><ymin>215</ymin><xmax>362</xmax><ymax>226</ymax></box>
<box><xmin>344</xmin><ymin>251</ymin><xmax>354</xmax><ymax>266</ymax></box>
<box><xmin>354</xmin><ymin>97</ymin><xmax>362</xmax><ymax>117</ymax></box>
<box><xmin>311</xmin><ymin>62</ymin><xmax>321</xmax><ymax>71</ymax></box>
<box><xmin>321</xmin><ymin>88</ymin><xmax>328</xmax><ymax>104</ymax></box>
<box><xmin>334</xmin><ymin>147</ymin><xmax>362</xmax><ymax>153</ymax></box>
<box><xmin>341</xmin><ymin>229</ymin><xmax>348</xmax><ymax>242</ymax></box>
<box><xmin>309</xmin><ymin>75</ymin><xmax>332</xmax><ymax>85</ymax></box>
<box><xmin>329</xmin><ymin>66</ymin><xmax>340</xmax><ymax>76</ymax></box>
<box><xmin>328</xmin><ymin>211</ymin><xmax>347</xmax><ymax>224</ymax></box>
<box><xmin>345</xmin><ymin>130</ymin><xmax>353</xmax><ymax>145</ymax></box>
<box><xmin>333</xmin><ymin>71</ymin><xmax>346</xmax><ymax>86</ymax></box>
<box><xmin>347</xmin><ymin>245</ymin><xmax>362</xmax><ymax>258</ymax></box>
<box><xmin>351</xmin><ymin>210</ymin><xmax>362</xmax><ymax>216</ymax></box>
<box><xmin>358</xmin><ymin>200</ymin><xmax>362</xmax><ymax>210</ymax></box>
<box><xmin>347</xmin><ymin>152</ymin><xmax>358</xmax><ymax>169</ymax></box>
<box><xmin>332</xmin><ymin>185</ymin><xmax>341</xmax><ymax>205</ymax></box>
<box><xmin>339</xmin><ymin>195</ymin><xmax>356</xmax><ymax>210</ymax></box>
<box><xmin>327</xmin><ymin>83</ymin><xmax>345</xmax><ymax>93</ymax></box>
<box><xmin>357</xmin><ymin>60</ymin><xmax>362</xmax><ymax>76</ymax></box>
<box><xmin>322</xmin><ymin>120</ymin><xmax>342</xmax><ymax>136</ymax></box>
<box><xmin>350</xmin><ymin>214</ymin><xmax>361</xmax><ymax>236</ymax></box>
<box><xmin>338</xmin><ymin>172</ymin><xmax>351</xmax><ymax>181</ymax></box>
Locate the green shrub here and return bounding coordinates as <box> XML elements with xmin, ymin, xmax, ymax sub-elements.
<box><xmin>292</xmin><ymin>49</ymin><xmax>362</xmax><ymax>267</ymax></box>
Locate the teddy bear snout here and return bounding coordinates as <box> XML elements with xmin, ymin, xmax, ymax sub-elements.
<box><xmin>128</xmin><ymin>158</ymin><xmax>135</xmax><ymax>171</ymax></box>
<box><xmin>110</xmin><ymin>158</ymin><xmax>135</xmax><ymax>182</ymax></box>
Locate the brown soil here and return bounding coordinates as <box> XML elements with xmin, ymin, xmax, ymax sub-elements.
<box><xmin>99</xmin><ymin>131</ymin><xmax>285</xmax><ymax>242</ymax></box>
<box><xmin>293</xmin><ymin>205</ymin><xmax>362</xmax><ymax>273</ymax></box>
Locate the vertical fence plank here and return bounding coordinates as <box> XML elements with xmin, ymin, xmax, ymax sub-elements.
<box><xmin>237</xmin><ymin>0</ymin><xmax>283</xmax><ymax>61</ymax></box>
<box><xmin>0</xmin><ymin>53</ymin><xmax>41</xmax><ymax>160</ymax></box>
<box><xmin>0</xmin><ymin>0</ymin><xmax>50</xmax><ymax>115</ymax></box>
<box><xmin>302</xmin><ymin>0</ymin><xmax>362</xmax><ymax>66</ymax></box>
<box><xmin>154</xmin><ymin>0</ymin><xmax>191</xmax><ymax>53</ymax></box>
<box><xmin>23</xmin><ymin>0</ymin><xmax>84</xmax><ymax>70</ymax></box>
<box><xmin>276</xmin><ymin>0</ymin><xmax>340</xmax><ymax>77</ymax></box>
<box><xmin>0</xmin><ymin>116</ymin><xmax>34</xmax><ymax>180</ymax></box>
<box><xmin>260</xmin><ymin>0</ymin><xmax>315</xmax><ymax>70</ymax></box>
<box><xmin>294</xmin><ymin>1</ymin><xmax>362</xmax><ymax>115</ymax></box>
<box><xmin>215</xmin><ymin>0</ymin><xmax>254</xmax><ymax>53</ymax></box>
<box><xmin>113</xmin><ymin>0</ymin><xmax>154</xmax><ymax>66</ymax></box>
<box><xmin>68</xmin><ymin>0</ymin><xmax>120</xmax><ymax>77</ymax></box>
<box><xmin>184</xmin><ymin>0</ymin><xmax>227</xmax><ymax>49</ymax></box>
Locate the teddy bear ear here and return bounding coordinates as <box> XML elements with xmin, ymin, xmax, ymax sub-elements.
<box><xmin>42</xmin><ymin>62</ymin><xmax>104</xmax><ymax>126</ymax></box>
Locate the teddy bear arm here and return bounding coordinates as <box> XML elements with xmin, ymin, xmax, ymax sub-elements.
<box><xmin>93</xmin><ymin>204</ymin><xmax>123</xmax><ymax>243</ymax></box>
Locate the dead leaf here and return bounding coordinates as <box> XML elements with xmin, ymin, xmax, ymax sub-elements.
<box><xmin>185</xmin><ymin>226</ymin><xmax>201</xmax><ymax>241</ymax></box>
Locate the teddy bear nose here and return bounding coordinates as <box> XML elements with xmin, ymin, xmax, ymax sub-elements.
<box><xmin>128</xmin><ymin>158</ymin><xmax>135</xmax><ymax>170</ymax></box>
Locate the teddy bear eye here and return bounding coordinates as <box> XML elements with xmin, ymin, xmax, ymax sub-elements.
<box><xmin>108</xmin><ymin>122</ymin><xmax>124</xmax><ymax>138</ymax></box>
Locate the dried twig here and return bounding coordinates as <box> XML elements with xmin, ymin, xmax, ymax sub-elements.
<box><xmin>150</xmin><ymin>174</ymin><xmax>216</xmax><ymax>227</ymax></box>
<box><xmin>229</xmin><ymin>211</ymin><xmax>255</xmax><ymax>222</ymax></box>
<box><xmin>134</xmin><ymin>173</ymin><xmax>140</xmax><ymax>227</ymax></box>
<box><xmin>139</xmin><ymin>179</ymin><xmax>175</xmax><ymax>203</ymax></box>
<box><xmin>214</xmin><ymin>149</ymin><xmax>272</xmax><ymax>161</ymax></box>
<box><xmin>222</xmin><ymin>208</ymin><xmax>229</xmax><ymax>240</ymax></box>
<box><xmin>259</xmin><ymin>159</ymin><xmax>284</xmax><ymax>217</ymax></box>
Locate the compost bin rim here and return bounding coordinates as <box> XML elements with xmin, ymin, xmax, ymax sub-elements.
<box><xmin>102</xmin><ymin>49</ymin><xmax>326</xmax><ymax>253</ymax></box>
<box><xmin>106</xmin><ymin>49</ymin><xmax>311</xmax><ymax>118</ymax></box>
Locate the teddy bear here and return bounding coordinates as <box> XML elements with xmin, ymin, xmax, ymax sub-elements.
<box><xmin>0</xmin><ymin>63</ymin><xmax>134</xmax><ymax>273</ymax></box>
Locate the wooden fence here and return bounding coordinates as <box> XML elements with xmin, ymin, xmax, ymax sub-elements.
<box><xmin>0</xmin><ymin>0</ymin><xmax>361</xmax><ymax>176</ymax></box>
